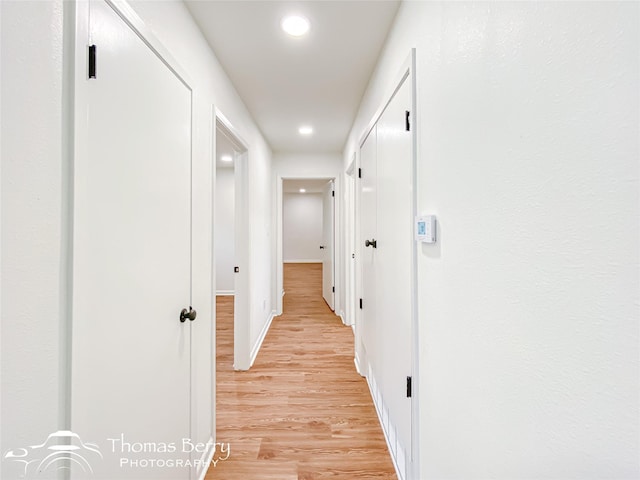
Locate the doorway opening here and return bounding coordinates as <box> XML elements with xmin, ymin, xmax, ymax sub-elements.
<box><xmin>214</xmin><ymin>112</ymin><xmax>250</xmax><ymax>371</ymax></box>
<box><xmin>278</xmin><ymin>177</ymin><xmax>337</xmax><ymax>315</ymax></box>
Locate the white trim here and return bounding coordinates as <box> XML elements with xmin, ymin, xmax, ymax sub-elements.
<box><xmin>283</xmin><ymin>260</ymin><xmax>323</xmax><ymax>264</ymax></box>
<box><xmin>105</xmin><ymin>0</ymin><xmax>193</xmax><ymax>90</ymax></box>
<box><xmin>366</xmin><ymin>371</ymin><xmax>406</xmax><ymax>480</ymax></box>
<box><xmin>354</xmin><ymin>356</ymin><xmax>363</xmax><ymax>376</ymax></box>
<box><xmin>216</xmin><ymin>291</ymin><xmax>235</xmax><ymax>296</ymax></box>
<box><xmin>249</xmin><ymin>310</ymin><xmax>276</xmax><ymax>367</ymax></box>
<box><xmin>196</xmin><ymin>435</ymin><xmax>215</xmax><ymax>480</ymax></box>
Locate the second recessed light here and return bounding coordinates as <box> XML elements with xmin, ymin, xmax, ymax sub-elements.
<box><xmin>281</xmin><ymin>15</ymin><xmax>310</xmax><ymax>37</ymax></box>
<box><xmin>298</xmin><ymin>126</ymin><xmax>313</xmax><ymax>135</ymax></box>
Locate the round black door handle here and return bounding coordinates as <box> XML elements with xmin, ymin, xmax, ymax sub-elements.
<box><xmin>180</xmin><ymin>307</ymin><xmax>197</xmax><ymax>323</ymax></box>
<box><xmin>319</xmin><ymin>245</ymin><xmax>325</xmax><ymax>249</ymax></box>
<box><xmin>365</xmin><ymin>239</ymin><xmax>377</xmax><ymax>248</ymax></box>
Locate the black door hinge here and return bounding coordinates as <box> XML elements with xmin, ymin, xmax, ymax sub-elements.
<box><xmin>359</xmin><ymin>298</ymin><xmax>363</xmax><ymax>309</ymax></box>
<box><xmin>358</xmin><ymin>168</ymin><xmax>362</xmax><ymax>179</ymax></box>
<box><xmin>88</xmin><ymin>45</ymin><xmax>97</xmax><ymax>79</ymax></box>
<box><xmin>406</xmin><ymin>376</ymin><xmax>412</xmax><ymax>398</ymax></box>
<box><xmin>332</xmin><ymin>190</ymin><xmax>335</xmax><ymax>197</ymax></box>
<box><xmin>405</xmin><ymin>110</ymin><xmax>410</xmax><ymax>131</ymax></box>
<box><xmin>234</xmin><ymin>266</ymin><xmax>239</xmax><ymax>273</ymax></box>
<box><xmin>332</xmin><ymin>286</ymin><xmax>335</xmax><ymax>293</ymax></box>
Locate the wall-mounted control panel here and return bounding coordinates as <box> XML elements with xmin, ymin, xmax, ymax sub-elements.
<box><xmin>415</xmin><ymin>215</ymin><xmax>436</xmax><ymax>243</ymax></box>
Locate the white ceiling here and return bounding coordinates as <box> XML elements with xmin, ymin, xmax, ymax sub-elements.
<box><xmin>185</xmin><ymin>0</ymin><xmax>400</xmax><ymax>154</ymax></box>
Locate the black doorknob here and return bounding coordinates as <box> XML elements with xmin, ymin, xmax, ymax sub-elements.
<box><xmin>180</xmin><ymin>307</ymin><xmax>197</xmax><ymax>323</ymax></box>
<box><xmin>319</xmin><ymin>245</ymin><xmax>325</xmax><ymax>249</ymax></box>
<box><xmin>365</xmin><ymin>239</ymin><xmax>377</xmax><ymax>248</ymax></box>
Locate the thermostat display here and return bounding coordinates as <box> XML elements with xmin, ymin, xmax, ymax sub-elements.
<box><xmin>415</xmin><ymin>215</ymin><xmax>436</xmax><ymax>243</ymax></box>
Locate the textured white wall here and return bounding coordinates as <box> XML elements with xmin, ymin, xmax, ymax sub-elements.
<box><xmin>283</xmin><ymin>193</ymin><xmax>323</xmax><ymax>263</ymax></box>
<box><xmin>345</xmin><ymin>1</ymin><xmax>639</xmax><ymax>478</ymax></box>
<box><xmin>215</xmin><ymin>168</ymin><xmax>235</xmax><ymax>293</ymax></box>
<box><xmin>1</xmin><ymin>2</ymin><xmax>65</xmax><ymax>477</ymax></box>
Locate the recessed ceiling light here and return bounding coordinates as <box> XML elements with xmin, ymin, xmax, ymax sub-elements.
<box><xmin>298</xmin><ymin>126</ymin><xmax>313</xmax><ymax>135</ymax></box>
<box><xmin>299</xmin><ymin>188</ymin><xmax>306</xmax><ymax>193</ymax></box>
<box><xmin>281</xmin><ymin>15</ymin><xmax>310</xmax><ymax>37</ymax></box>
<box><xmin>221</xmin><ymin>155</ymin><xmax>233</xmax><ymax>162</ymax></box>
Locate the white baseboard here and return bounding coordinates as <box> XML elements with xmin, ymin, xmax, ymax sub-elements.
<box><xmin>366</xmin><ymin>367</ymin><xmax>407</xmax><ymax>480</ymax></box>
<box><xmin>283</xmin><ymin>260</ymin><xmax>322</xmax><ymax>264</ymax></box>
<box><xmin>216</xmin><ymin>290</ymin><xmax>234</xmax><ymax>296</ymax></box>
<box><xmin>354</xmin><ymin>354</ymin><xmax>364</xmax><ymax>377</ymax></box>
<box><xmin>249</xmin><ymin>310</ymin><xmax>276</xmax><ymax>367</ymax></box>
<box><xmin>197</xmin><ymin>436</ymin><xmax>215</xmax><ymax>480</ymax></box>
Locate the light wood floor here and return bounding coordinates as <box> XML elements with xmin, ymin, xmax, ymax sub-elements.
<box><xmin>208</xmin><ymin>263</ymin><xmax>397</xmax><ymax>480</ymax></box>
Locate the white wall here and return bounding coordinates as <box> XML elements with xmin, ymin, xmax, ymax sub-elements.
<box><xmin>1</xmin><ymin>2</ymin><xmax>66</xmax><ymax>477</ymax></box>
<box><xmin>283</xmin><ymin>193</ymin><xmax>323</xmax><ymax>263</ymax></box>
<box><xmin>215</xmin><ymin>167</ymin><xmax>235</xmax><ymax>294</ymax></box>
<box><xmin>345</xmin><ymin>2</ymin><xmax>639</xmax><ymax>478</ymax></box>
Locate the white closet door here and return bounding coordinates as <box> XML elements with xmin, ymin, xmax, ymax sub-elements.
<box><xmin>376</xmin><ymin>76</ymin><xmax>413</xmax><ymax>460</ymax></box>
<box><xmin>72</xmin><ymin>1</ymin><xmax>192</xmax><ymax>478</ymax></box>
<box><xmin>322</xmin><ymin>180</ymin><xmax>335</xmax><ymax>310</ymax></box>
<box><xmin>360</xmin><ymin>127</ymin><xmax>378</xmax><ymax>361</ymax></box>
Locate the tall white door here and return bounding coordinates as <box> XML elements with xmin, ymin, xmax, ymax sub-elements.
<box><xmin>322</xmin><ymin>180</ymin><xmax>335</xmax><ymax>310</ymax></box>
<box><xmin>360</xmin><ymin>128</ymin><xmax>378</xmax><ymax>358</ymax></box>
<box><xmin>376</xmin><ymin>77</ymin><xmax>413</xmax><ymax>459</ymax></box>
<box><xmin>72</xmin><ymin>2</ymin><xmax>192</xmax><ymax>478</ymax></box>
<box><xmin>359</xmin><ymin>75</ymin><xmax>413</xmax><ymax>477</ymax></box>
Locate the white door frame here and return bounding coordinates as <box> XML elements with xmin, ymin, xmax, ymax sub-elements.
<box><xmin>213</xmin><ymin>110</ymin><xmax>251</xmax><ymax>372</ymax></box>
<box><xmin>275</xmin><ymin>175</ymin><xmax>341</xmax><ymax>319</ymax></box>
<box><xmin>353</xmin><ymin>49</ymin><xmax>419</xmax><ymax>480</ymax></box>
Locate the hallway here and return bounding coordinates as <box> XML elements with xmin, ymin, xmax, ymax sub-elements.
<box><xmin>211</xmin><ymin>263</ymin><xmax>396</xmax><ymax>479</ymax></box>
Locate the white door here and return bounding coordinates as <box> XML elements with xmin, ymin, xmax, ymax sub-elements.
<box><xmin>359</xmin><ymin>75</ymin><xmax>413</xmax><ymax>477</ymax></box>
<box><xmin>72</xmin><ymin>2</ymin><xmax>192</xmax><ymax>478</ymax></box>
<box><xmin>376</xmin><ymin>76</ymin><xmax>413</xmax><ymax>460</ymax></box>
<box><xmin>322</xmin><ymin>180</ymin><xmax>335</xmax><ymax>310</ymax></box>
<box><xmin>360</xmin><ymin>128</ymin><xmax>377</xmax><ymax>359</ymax></box>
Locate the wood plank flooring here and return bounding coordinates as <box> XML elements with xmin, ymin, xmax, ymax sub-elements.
<box><xmin>208</xmin><ymin>263</ymin><xmax>397</xmax><ymax>480</ymax></box>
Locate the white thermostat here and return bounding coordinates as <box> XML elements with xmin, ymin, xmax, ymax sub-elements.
<box><xmin>415</xmin><ymin>215</ymin><xmax>437</xmax><ymax>243</ymax></box>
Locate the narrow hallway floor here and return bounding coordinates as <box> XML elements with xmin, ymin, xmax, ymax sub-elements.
<box><xmin>208</xmin><ymin>262</ymin><xmax>397</xmax><ymax>480</ymax></box>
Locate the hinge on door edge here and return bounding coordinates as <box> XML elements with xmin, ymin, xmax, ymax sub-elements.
<box><xmin>405</xmin><ymin>110</ymin><xmax>410</xmax><ymax>131</ymax></box>
<box><xmin>332</xmin><ymin>190</ymin><xmax>335</xmax><ymax>197</ymax></box>
<box><xmin>359</xmin><ymin>298</ymin><xmax>363</xmax><ymax>309</ymax></box>
<box><xmin>88</xmin><ymin>45</ymin><xmax>97</xmax><ymax>79</ymax></box>
<box><xmin>332</xmin><ymin>286</ymin><xmax>335</xmax><ymax>293</ymax></box>
<box><xmin>406</xmin><ymin>376</ymin><xmax>412</xmax><ymax>398</ymax></box>
<box><xmin>358</xmin><ymin>168</ymin><xmax>362</xmax><ymax>179</ymax></box>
